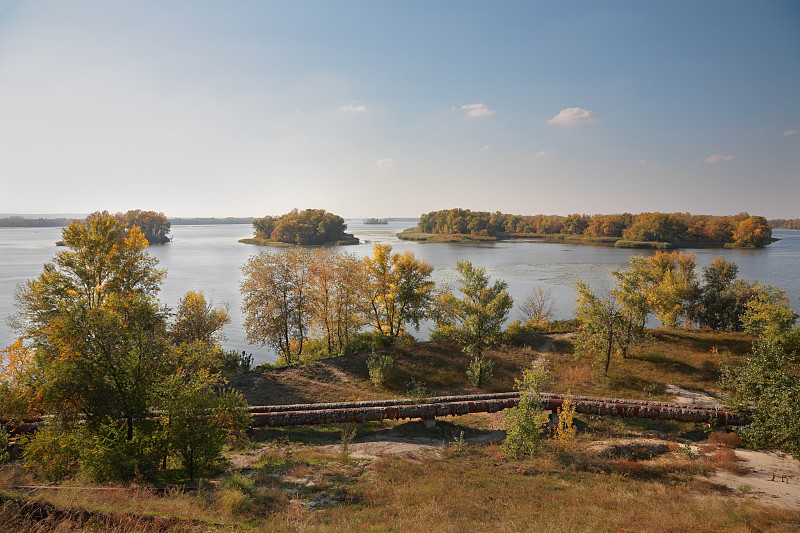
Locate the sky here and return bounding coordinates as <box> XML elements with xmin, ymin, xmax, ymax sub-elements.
<box><xmin>0</xmin><ymin>1</ymin><xmax>798</xmax><ymax>218</ymax></box>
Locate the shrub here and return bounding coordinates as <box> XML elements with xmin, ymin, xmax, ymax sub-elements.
<box><xmin>504</xmin><ymin>362</ymin><xmax>550</xmax><ymax>458</ymax></box>
<box><xmin>218</xmin><ymin>473</ymin><xmax>256</xmax><ymax>516</ymax></box>
<box><xmin>22</xmin><ymin>425</ymin><xmax>82</xmax><ymax>482</ymax></box>
<box><xmin>366</xmin><ymin>351</ymin><xmax>394</xmax><ymax>387</ymax></box>
<box><xmin>466</xmin><ymin>355</ymin><xmax>493</xmax><ymax>388</ymax></box>
<box><xmin>0</xmin><ymin>427</ymin><xmax>9</xmax><ymax>464</ymax></box>
<box><xmin>405</xmin><ymin>378</ymin><xmax>428</xmax><ymax>400</ymax></box>
<box><xmin>80</xmin><ymin>421</ymin><xmax>165</xmax><ymax>483</ymax></box>
<box><xmin>554</xmin><ymin>395</ymin><xmax>577</xmax><ymax>451</ymax></box>
<box><xmin>338</xmin><ymin>424</ymin><xmax>358</xmax><ymax>463</ymax></box>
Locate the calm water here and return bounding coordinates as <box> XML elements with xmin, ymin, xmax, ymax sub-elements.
<box><xmin>2</xmin><ymin>222</ymin><xmax>798</xmax><ymax>365</ymax></box>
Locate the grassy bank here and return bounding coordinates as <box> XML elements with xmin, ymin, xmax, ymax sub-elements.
<box><xmin>397</xmin><ymin>227</ymin><xmax>760</xmax><ymax>250</ymax></box>
<box><xmin>239</xmin><ymin>235</ymin><xmax>360</xmax><ymax>247</ymax></box>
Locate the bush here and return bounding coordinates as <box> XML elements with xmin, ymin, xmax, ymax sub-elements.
<box><xmin>504</xmin><ymin>362</ymin><xmax>550</xmax><ymax>458</ymax></box>
<box><xmin>466</xmin><ymin>355</ymin><xmax>493</xmax><ymax>388</ymax></box>
<box><xmin>554</xmin><ymin>395</ymin><xmax>577</xmax><ymax>451</ymax></box>
<box><xmin>0</xmin><ymin>427</ymin><xmax>9</xmax><ymax>464</ymax></box>
<box><xmin>22</xmin><ymin>425</ymin><xmax>82</xmax><ymax>482</ymax></box>
<box><xmin>79</xmin><ymin>422</ymin><xmax>154</xmax><ymax>483</ymax></box>
<box><xmin>342</xmin><ymin>331</ymin><xmax>396</xmax><ymax>355</ymax></box>
<box><xmin>366</xmin><ymin>351</ymin><xmax>394</xmax><ymax>387</ymax></box>
<box><xmin>218</xmin><ymin>473</ymin><xmax>256</xmax><ymax>516</ymax></box>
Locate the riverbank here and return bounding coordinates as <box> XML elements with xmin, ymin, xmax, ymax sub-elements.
<box><xmin>397</xmin><ymin>227</ymin><xmax>772</xmax><ymax>249</ymax></box>
<box><xmin>239</xmin><ymin>235</ymin><xmax>360</xmax><ymax>247</ymax></box>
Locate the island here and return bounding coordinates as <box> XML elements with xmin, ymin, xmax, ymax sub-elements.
<box><xmin>363</xmin><ymin>218</ymin><xmax>389</xmax><ymax>224</ymax></box>
<box><xmin>399</xmin><ymin>209</ymin><xmax>774</xmax><ymax>248</ymax></box>
<box><xmin>240</xmin><ymin>208</ymin><xmax>359</xmax><ymax>246</ymax></box>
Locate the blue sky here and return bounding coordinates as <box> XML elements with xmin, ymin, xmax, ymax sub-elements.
<box><xmin>0</xmin><ymin>1</ymin><xmax>798</xmax><ymax>218</ymax></box>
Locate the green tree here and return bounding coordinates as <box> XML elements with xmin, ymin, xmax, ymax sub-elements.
<box><xmin>741</xmin><ymin>284</ymin><xmax>799</xmax><ymax>345</ymax></box>
<box><xmin>12</xmin><ymin>212</ymin><xmax>247</xmax><ymax>482</ymax></box>
<box><xmin>721</xmin><ymin>340</ymin><xmax>800</xmax><ymax>458</ymax></box>
<box><xmin>161</xmin><ymin>371</ymin><xmax>249</xmax><ymax>481</ymax></box>
<box><xmin>573</xmin><ymin>282</ymin><xmax>631</xmax><ymax>374</ymax></box>
<box><xmin>691</xmin><ymin>258</ymin><xmax>755</xmax><ymax>331</ymax></box>
<box><xmin>14</xmin><ymin>212</ymin><xmax>166</xmax><ymax>440</ymax></box>
<box><xmin>433</xmin><ymin>261</ymin><xmax>513</xmax><ymax>387</ymax></box>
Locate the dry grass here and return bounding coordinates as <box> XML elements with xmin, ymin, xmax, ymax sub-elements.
<box><xmin>232</xmin><ymin>329</ymin><xmax>752</xmax><ymax>407</ymax></box>
<box><xmin>7</xmin><ymin>329</ymin><xmax>792</xmax><ymax>532</ymax></box>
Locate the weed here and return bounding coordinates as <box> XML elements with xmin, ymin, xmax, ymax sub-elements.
<box><xmin>338</xmin><ymin>425</ymin><xmax>357</xmax><ymax>463</ymax></box>
<box><xmin>449</xmin><ymin>430</ymin><xmax>467</xmax><ymax>456</ymax></box>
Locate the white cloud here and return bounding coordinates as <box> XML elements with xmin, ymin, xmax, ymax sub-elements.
<box><xmin>639</xmin><ymin>160</ymin><xmax>647</xmax><ymax>165</ymax></box>
<box><xmin>342</xmin><ymin>103</ymin><xmax>367</xmax><ymax>113</ymax></box>
<box><xmin>480</xmin><ymin>145</ymin><xmax>491</xmax><ymax>151</ymax></box>
<box><xmin>375</xmin><ymin>158</ymin><xmax>396</xmax><ymax>169</ymax></box>
<box><xmin>532</xmin><ymin>150</ymin><xmax>549</xmax><ymax>159</ymax></box>
<box><xmin>705</xmin><ymin>154</ymin><xmax>734</xmax><ymax>163</ymax></box>
<box><xmin>547</xmin><ymin>107</ymin><xmax>595</xmax><ymax>126</ymax></box>
<box><xmin>783</xmin><ymin>129</ymin><xmax>799</xmax><ymax>137</ymax></box>
<box><xmin>461</xmin><ymin>103</ymin><xmax>494</xmax><ymax>118</ymax></box>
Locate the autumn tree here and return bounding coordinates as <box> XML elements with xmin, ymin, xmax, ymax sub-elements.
<box><xmin>433</xmin><ymin>261</ymin><xmax>513</xmax><ymax>386</ymax></box>
<box><xmin>740</xmin><ymin>284</ymin><xmax>799</xmax><ymax>345</ymax></box>
<box><xmin>363</xmin><ymin>244</ymin><xmax>435</xmax><ymax>338</ymax></box>
<box><xmin>11</xmin><ymin>212</ymin><xmax>247</xmax><ymax>482</ymax></box>
<box><xmin>241</xmin><ymin>248</ymin><xmax>314</xmax><ymax>364</ymax></box>
<box><xmin>308</xmin><ymin>249</ymin><xmax>368</xmax><ymax>354</ymax></box>
<box><xmin>251</xmin><ymin>209</ymin><xmax>357</xmax><ymax>245</ymax></box>
<box><xmin>733</xmin><ymin>216</ymin><xmax>772</xmax><ymax>247</ymax></box>
<box><xmin>632</xmin><ymin>251</ymin><xmax>699</xmax><ymax>327</ymax></box>
<box><xmin>116</xmin><ymin>210</ymin><xmax>171</xmax><ymax>244</ymax></box>
<box><xmin>14</xmin><ymin>212</ymin><xmax>166</xmax><ymax>440</ymax></box>
<box><xmin>611</xmin><ymin>263</ymin><xmax>650</xmax><ymax>355</ymax></box>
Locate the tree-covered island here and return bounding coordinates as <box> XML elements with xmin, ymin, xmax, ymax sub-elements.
<box><xmin>240</xmin><ymin>208</ymin><xmax>359</xmax><ymax>246</ymax></box>
<box><xmin>399</xmin><ymin>209</ymin><xmax>774</xmax><ymax>248</ymax></box>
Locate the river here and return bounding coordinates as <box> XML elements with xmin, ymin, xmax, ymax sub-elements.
<box><xmin>2</xmin><ymin>221</ymin><xmax>798</xmax><ymax>364</ymax></box>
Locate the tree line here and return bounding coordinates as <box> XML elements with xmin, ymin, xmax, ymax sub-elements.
<box><xmin>570</xmin><ymin>251</ymin><xmax>798</xmax><ymax>373</ymax></box>
<box><xmin>417</xmin><ymin>209</ymin><xmax>773</xmax><ymax>247</ymax></box>
<box><xmin>769</xmin><ymin>218</ymin><xmax>800</xmax><ymax>230</ymax></box>
<box><xmin>241</xmin><ymin>244</ymin><xmax>435</xmax><ymax>364</ymax></box>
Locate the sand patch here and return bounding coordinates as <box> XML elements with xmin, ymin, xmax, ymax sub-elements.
<box><xmin>706</xmin><ymin>448</ymin><xmax>800</xmax><ymax>510</ymax></box>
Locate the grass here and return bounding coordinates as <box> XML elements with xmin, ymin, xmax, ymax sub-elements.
<box><xmin>7</xmin><ymin>328</ymin><xmax>798</xmax><ymax>532</ymax></box>
<box><xmin>232</xmin><ymin>328</ymin><xmax>752</xmax><ymax>406</ymax></box>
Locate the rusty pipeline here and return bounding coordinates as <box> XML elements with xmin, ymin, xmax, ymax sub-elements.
<box><xmin>250</xmin><ymin>392</ymin><xmax>749</xmax><ymax>428</ymax></box>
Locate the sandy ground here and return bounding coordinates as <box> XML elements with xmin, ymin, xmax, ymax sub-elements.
<box><xmin>708</xmin><ymin>448</ymin><xmax>800</xmax><ymax>510</ymax></box>
<box><xmin>665</xmin><ymin>383</ymin><xmax>723</xmax><ymax>407</ymax></box>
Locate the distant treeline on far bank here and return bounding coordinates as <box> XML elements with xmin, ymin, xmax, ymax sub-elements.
<box><xmin>401</xmin><ymin>209</ymin><xmax>786</xmax><ymax>248</ymax></box>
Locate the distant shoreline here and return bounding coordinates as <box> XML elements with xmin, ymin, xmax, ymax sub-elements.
<box><xmin>397</xmin><ymin>228</ymin><xmax>778</xmax><ymax>249</ymax></box>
